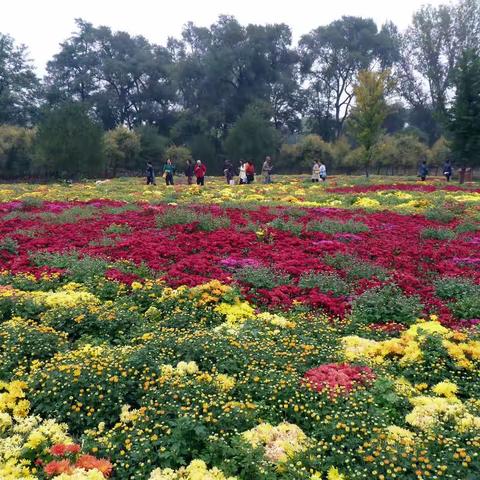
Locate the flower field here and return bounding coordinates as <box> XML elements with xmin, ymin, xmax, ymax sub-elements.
<box><xmin>0</xmin><ymin>176</ymin><xmax>479</xmax><ymax>480</ymax></box>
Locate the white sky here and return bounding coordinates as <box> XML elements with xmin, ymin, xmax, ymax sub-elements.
<box><xmin>2</xmin><ymin>0</ymin><xmax>446</xmax><ymax>74</ymax></box>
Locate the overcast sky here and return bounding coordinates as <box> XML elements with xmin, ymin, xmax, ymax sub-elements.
<box><xmin>2</xmin><ymin>0</ymin><xmax>445</xmax><ymax>74</ymax></box>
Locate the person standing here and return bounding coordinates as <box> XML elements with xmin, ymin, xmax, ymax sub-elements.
<box><xmin>239</xmin><ymin>160</ymin><xmax>247</xmax><ymax>185</ymax></box>
<box><xmin>194</xmin><ymin>159</ymin><xmax>207</xmax><ymax>186</ymax></box>
<box><xmin>245</xmin><ymin>161</ymin><xmax>255</xmax><ymax>184</ymax></box>
<box><xmin>319</xmin><ymin>161</ymin><xmax>327</xmax><ymax>181</ymax></box>
<box><xmin>146</xmin><ymin>162</ymin><xmax>156</xmax><ymax>185</ymax></box>
<box><xmin>443</xmin><ymin>159</ymin><xmax>453</xmax><ymax>182</ymax></box>
<box><xmin>224</xmin><ymin>159</ymin><xmax>235</xmax><ymax>185</ymax></box>
<box><xmin>262</xmin><ymin>156</ymin><xmax>273</xmax><ymax>184</ymax></box>
<box><xmin>312</xmin><ymin>161</ymin><xmax>320</xmax><ymax>182</ymax></box>
<box><xmin>163</xmin><ymin>159</ymin><xmax>175</xmax><ymax>186</ymax></box>
<box><xmin>419</xmin><ymin>160</ymin><xmax>429</xmax><ymax>181</ymax></box>
<box><xmin>184</xmin><ymin>159</ymin><xmax>194</xmax><ymax>185</ymax></box>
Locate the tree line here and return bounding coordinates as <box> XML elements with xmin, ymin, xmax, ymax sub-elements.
<box><xmin>0</xmin><ymin>0</ymin><xmax>479</xmax><ymax>179</ymax></box>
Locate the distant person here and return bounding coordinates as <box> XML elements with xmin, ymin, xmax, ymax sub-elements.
<box><xmin>419</xmin><ymin>160</ymin><xmax>429</xmax><ymax>181</ymax></box>
<box><xmin>194</xmin><ymin>159</ymin><xmax>207</xmax><ymax>186</ymax></box>
<box><xmin>163</xmin><ymin>159</ymin><xmax>175</xmax><ymax>186</ymax></box>
<box><xmin>262</xmin><ymin>156</ymin><xmax>273</xmax><ymax>184</ymax></box>
<box><xmin>146</xmin><ymin>161</ymin><xmax>156</xmax><ymax>185</ymax></box>
<box><xmin>184</xmin><ymin>159</ymin><xmax>194</xmax><ymax>185</ymax></box>
<box><xmin>319</xmin><ymin>161</ymin><xmax>327</xmax><ymax>181</ymax></box>
<box><xmin>239</xmin><ymin>160</ymin><xmax>247</xmax><ymax>184</ymax></box>
<box><xmin>245</xmin><ymin>161</ymin><xmax>255</xmax><ymax>184</ymax></box>
<box><xmin>312</xmin><ymin>161</ymin><xmax>320</xmax><ymax>182</ymax></box>
<box><xmin>224</xmin><ymin>159</ymin><xmax>235</xmax><ymax>185</ymax></box>
<box><xmin>443</xmin><ymin>159</ymin><xmax>453</xmax><ymax>182</ymax></box>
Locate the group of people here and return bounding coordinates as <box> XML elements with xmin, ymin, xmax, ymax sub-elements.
<box><xmin>419</xmin><ymin>159</ymin><xmax>453</xmax><ymax>181</ymax></box>
<box><xmin>146</xmin><ymin>159</ymin><xmax>207</xmax><ymax>186</ymax></box>
<box><xmin>147</xmin><ymin>156</ymin><xmax>275</xmax><ymax>187</ymax></box>
<box><xmin>311</xmin><ymin>161</ymin><xmax>327</xmax><ymax>182</ymax></box>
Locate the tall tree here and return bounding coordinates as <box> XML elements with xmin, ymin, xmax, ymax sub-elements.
<box><xmin>349</xmin><ymin>70</ymin><xmax>392</xmax><ymax>177</ymax></box>
<box><xmin>448</xmin><ymin>49</ymin><xmax>480</xmax><ymax>175</ymax></box>
<box><xmin>35</xmin><ymin>103</ymin><xmax>104</xmax><ymax>178</ymax></box>
<box><xmin>0</xmin><ymin>33</ymin><xmax>40</xmax><ymax>125</ymax></box>
<box><xmin>299</xmin><ymin>17</ymin><xmax>397</xmax><ymax>139</ymax></box>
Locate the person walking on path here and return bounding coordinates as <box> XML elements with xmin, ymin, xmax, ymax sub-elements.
<box><xmin>319</xmin><ymin>161</ymin><xmax>327</xmax><ymax>181</ymax></box>
<box><xmin>184</xmin><ymin>159</ymin><xmax>194</xmax><ymax>185</ymax></box>
<box><xmin>443</xmin><ymin>160</ymin><xmax>453</xmax><ymax>182</ymax></box>
<box><xmin>262</xmin><ymin>156</ymin><xmax>273</xmax><ymax>184</ymax></box>
<box><xmin>239</xmin><ymin>160</ymin><xmax>247</xmax><ymax>184</ymax></box>
<box><xmin>194</xmin><ymin>160</ymin><xmax>207</xmax><ymax>186</ymax></box>
<box><xmin>419</xmin><ymin>160</ymin><xmax>429</xmax><ymax>181</ymax></box>
<box><xmin>163</xmin><ymin>159</ymin><xmax>175</xmax><ymax>186</ymax></box>
<box><xmin>312</xmin><ymin>161</ymin><xmax>320</xmax><ymax>182</ymax></box>
<box><xmin>146</xmin><ymin>162</ymin><xmax>156</xmax><ymax>185</ymax></box>
<box><xmin>245</xmin><ymin>161</ymin><xmax>255</xmax><ymax>184</ymax></box>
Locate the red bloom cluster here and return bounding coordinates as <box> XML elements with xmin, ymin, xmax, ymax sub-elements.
<box><xmin>42</xmin><ymin>444</ymin><xmax>113</xmax><ymax>477</ymax></box>
<box><xmin>304</xmin><ymin>363</ymin><xmax>375</xmax><ymax>395</ymax></box>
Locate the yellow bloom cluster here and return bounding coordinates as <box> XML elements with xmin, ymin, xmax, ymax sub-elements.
<box><xmin>53</xmin><ymin>469</ymin><xmax>106</xmax><ymax>480</ymax></box>
<box><xmin>242</xmin><ymin>422</ymin><xmax>309</xmax><ymax>464</ymax></box>
<box><xmin>257</xmin><ymin>312</ymin><xmax>296</xmax><ymax>329</ymax></box>
<box><xmin>0</xmin><ymin>381</ymin><xmax>72</xmax><ymax>478</ymax></box>
<box><xmin>385</xmin><ymin>425</ymin><xmax>416</xmax><ymax>446</ymax></box>
<box><xmin>342</xmin><ymin>320</ymin><xmax>480</xmax><ymax>368</ymax></box>
<box><xmin>214</xmin><ymin>300</ymin><xmax>255</xmax><ymax>327</ymax></box>
<box><xmin>148</xmin><ymin>459</ymin><xmax>237</xmax><ymax>480</ymax></box>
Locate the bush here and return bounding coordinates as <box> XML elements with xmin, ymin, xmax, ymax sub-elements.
<box><xmin>267</xmin><ymin>218</ymin><xmax>303</xmax><ymax>236</ymax></box>
<box><xmin>307</xmin><ymin>219</ymin><xmax>369</xmax><ymax>234</ymax></box>
<box><xmin>434</xmin><ymin>277</ymin><xmax>480</xmax><ymax>320</ymax></box>
<box><xmin>235</xmin><ymin>266</ymin><xmax>291</xmax><ymax>289</ymax></box>
<box><xmin>298</xmin><ymin>272</ymin><xmax>349</xmax><ymax>296</ymax></box>
<box><xmin>0</xmin><ymin>125</ymin><xmax>35</xmax><ymax>179</ymax></box>
<box><xmin>103</xmin><ymin>126</ymin><xmax>141</xmax><ymax>176</ymax></box>
<box><xmin>420</xmin><ymin>227</ymin><xmax>456</xmax><ymax>241</ymax></box>
<box><xmin>424</xmin><ymin>207</ymin><xmax>456</xmax><ymax>223</ymax></box>
<box><xmin>156</xmin><ymin>208</ymin><xmax>230</xmax><ymax>231</ymax></box>
<box><xmin>351</xmin><ymin>284</ymin><xmax>422</xmax><ymax>326</ymax></box>
<box><xmin>324</xmin><ymin>253</ymin><xmax>389</xmax><ymax>281</ymax></box>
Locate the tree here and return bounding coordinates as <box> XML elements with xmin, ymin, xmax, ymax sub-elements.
<box><xmin>349</xmin><ymin>70</ymin><xmax>392</xmax><ymax>177</ymax></box>
<box><xmin>224</xmin><ymin>105</ymin><xmax>280</xmax><ymax>164</ymax></box>
<box><xmin>448</xmin><ymin>49</ymin><xmax>480</xmax><ymax>178</ymax></box>
<box><xmin>0</xmin><ymin>33</ymin><xmax>40</xmax><ymax>125</ymax></box>
<box><xmin>103</xmin><ymin>127</ymin><xmax>141</xmax><ymax>176</ymax></box>
<box><xmin>0</xmin><ymin>125</ymin><xmax>35</xmax><ymax>178</ymax></box>
<box><xmin>135</xmin><ymin>125</ymin><xmax>168</xmax><ymax>165</ymax></box>
<box><xmin>35</xmin><ymin>103</ymin><xmax>104</xmax><ymax>178</ymax></box>
<box><xmin>164</xmin><ymin>145</ymin><xmax>192</xmax><ymax>172</ymax></box>
<box><xmin>299</xmin><ymin>17</ymin><xmax>397</xmax><ymax>139</ymax></box>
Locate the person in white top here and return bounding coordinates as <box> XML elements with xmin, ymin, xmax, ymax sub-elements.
<box><xmin>319</xmin><ymin>161</ymin><xmax>327</xmax><ymax>181</ymax></box>
<box><xmin>312</xmin><ymin>161</ymin><xmax>320</xmax><ymax>182</ymax></box>
<box><xmin>239</xmin><ymin>160</ymin><xmax>247</xmax><ymax>184</ymax></box>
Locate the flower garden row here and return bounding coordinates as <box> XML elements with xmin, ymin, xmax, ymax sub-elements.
<box><xmin>0</xmin><ymin>178</ymin><xmax>479</xmax><ymax>479</ymax></box>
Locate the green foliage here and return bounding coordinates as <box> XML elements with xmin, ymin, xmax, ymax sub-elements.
<box><xmin>225</xmin><ymin>105</ymin><xmax>280</xmax><ymax>164</ymax></box>
<box><xmin>279</xmin><ymin>135</ymin><xmax>333</xmax><ymax>172</ymax></box>
<box><xmin>420</xmin><ymin>227</ymin><xmax>456</xmax><ymax>241</ymax></box>
<box><xmin>235</xmin><ymin>266</ymin><xmax>291</xmax><ymax>289</ymax></box>
<box><xmin>267</xmin><ymin>218</ymin><xmax>303</xmax><ymax>236</ymax></box>
<box><xmin>298</xmin><ymin>272</ymin><xmax>349</xmax><ymax>296</ymax></box>
<box><xmin>156</xmin><ymin>208</ymin><xmax>230</xmax><ymax>232</ymax></box>
<box><xmin>0</xmin><ymin>125</ymin><xmax>36</xmax><ymax>178</ymax></box>
<box><xmin>103</xmin><ymin>127</ymin><xmax>141</xmax><ymax>176</ymax></box>
<box><xmin>448</xmin><ymin>49</ymin><xmax>480</xmax><ymax>169</ymax></box>
<box><xmin>307</xmin><ymin>219</ymin><xmax>369</xmax><ymax>234</ymax></box>
<box><xmin>135</xmin><ymin>125</ymin><xmax>169</xmax><ymax>164</ymax></box>
<box><xmin>0</xmin><ymin>237</ymin><xmax>19</xmax><ymax>255</ymax></box>
<box><xmin>424</xmin><ymin>207</ymin><xmax>456</xmax><ymax>223</ymax></box>
<box><xmin>351</xmin><ymin>284</ymin><xmax>422</xmax><ymax>326</ymax></box>
<box><xmin>35</xmin><ymin>103</ymin><xmax>104</xmax><ymax>178</ymax></box>
<box><xmin>349</xmin><ymin>70</ymin><xmax>392</xmax><ymax>176</ymax></box>
<box><xmin>164</xmin><ymin>145</ymin><xmax>192</xmax><ymax>172</ymax></box>
<box><xmin>324</xmin><ymin>253</ymin><xmax>389</xmax><ymax>281</ymax></box>
<box><xmin>435</xmin><ymin>277</ymin><xmax>480</xmax><ymax>320</ymax></box>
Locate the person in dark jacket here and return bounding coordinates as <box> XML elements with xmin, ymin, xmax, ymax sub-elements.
<box><xmin>163</xmin><ymin>159</ymin><xmax>175</xmax><ymax>186</ymax></box>
<box><xmin>224</xmin><ymin>160</ymin><xmax>235</xmax><ymax>185</ymax></box>
<box><xmin>146</xmin><ymin>162</ymin><xmax>156</xmax><ymax>185</ymax></box>
<box><xmin>194</xmin><ymin>160</ymin><xmax>207</xmax><ymax>186</ymax></box>
<box><xmin>419</xmin><ymin>160</ymin><xmax>429</xmax><ymax>181</ymax></box>
<box><xmin>184</xmin><ymin>159</ymin><xmax>194</xmax><ymax>185</ymax></box>
<box><xmin>443</xmin><ymin>160</ymin><xmax>453</xmax><ymax>182</ymax></box>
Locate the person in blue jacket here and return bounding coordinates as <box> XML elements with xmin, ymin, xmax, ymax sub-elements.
<box><xmin>419</xmin><ymin>160</ymin><xmax>429</xmax><ymax>181</ymax></box>
<box><xmin>443</xmin><ymin>160</ymin><xmax>453</xmax><ymax>182</ymax></box>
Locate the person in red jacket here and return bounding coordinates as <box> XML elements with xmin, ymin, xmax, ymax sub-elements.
<box><xmin>245</xmin><ymin>161</ymin><xmax>255</xmax><ymax>184</ymax></box>
<box><xmin>194</xmin><ymin>160</ymin><xmax>207</xmax><ymax>186</ymax></box>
